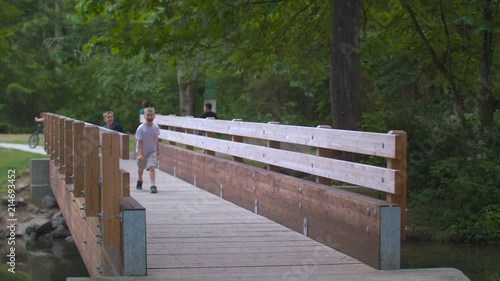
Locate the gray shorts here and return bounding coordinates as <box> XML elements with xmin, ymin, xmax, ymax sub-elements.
<box><xmin>137</xmin><ymin>151</ymin><xmax>157</xmax><ymax>170</ymax></box>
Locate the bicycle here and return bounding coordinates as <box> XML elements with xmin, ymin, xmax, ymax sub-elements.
<box><xmin>29</xmin><ymin>123</ymin><xmax>44</xmax><ymax>148</ymax></box>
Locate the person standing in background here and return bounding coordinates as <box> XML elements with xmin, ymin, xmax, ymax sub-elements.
<box><xmin>200</xmin><ymin>102</ymin><xmax>217</xmax><ymax>119</ymax></box>
<box><xmin>102</xmin><ymin>111</ymin><xmax>124</xmax><ymax>133</ymax></box>
<box><xmin>139</xmin><ymin>100</ymin><xmax>151</xmax><ymax>117</ymax></box>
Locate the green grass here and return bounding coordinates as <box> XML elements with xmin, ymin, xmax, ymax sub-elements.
<box><xmin>0</xmin><ymin>148</ymin><xmax>47</xmax><ymax>193</ymax></box>
<box><xmin>0</xmin><ymin>133</ymin><xmax>45</xmax><ymax>146</ymax></box>
<box><xmin>0</xmin><ymin>265</ymin><xmax>29</xmax><ymax>281</ymax></box>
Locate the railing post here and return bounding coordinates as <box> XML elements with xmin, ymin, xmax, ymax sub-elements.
<box><xmin>65</xmin><ymin>119</ymin><xmax>74</xmax><ymax>184</ymax></box>
<box><xmin>184</xmin><ymin>116</ymin><xmax>194</xmax><ymax>150</ymax></box>
<box><xmin>101</xmin><ymin>132</ymin><xmax>123</xmax><ymax>275</ymax></box>
<box><xmin>58</xmin><ymin>116</ymin><xmax>66</xmax><ymax>175</ymax></box>
<box><xmin>121</xmin><ymin>170</ymin><xmax>130</xmax><ymax>197</ymax></box>
<box><xmin>54</xmin><ymin>116</ymin><xmax>60</xmax><ymax>167</ymax></box>
<box><xmin>205</xmin><ymin>117</ymin><xmax>216</xmax><ymax>156</ymax></box>
<box><xmin>266</xmin><ymin>121</ymin><xmax>280</xmax><ymax>172</ymax></box>
<box><xmin>84</xmin><ymin>125</ymin><xmax>100</xmax><ymax>217</ymax></box>
<box><xmin>45</xmin><ymin>113</ymin><xmax>51</xmax><ymax>157</ymax></box>
<box><xmin>316</xmin><ymin>125</ymin><xmax>333</xmax><ymax>185</ymax></box>
<box><xmin>386</xmin><ymin>130</ymin><xmax>407</xmax><ymax>240</ymax></box>
<box><xmin>120</xmin><ymin>134</ymin><xmax>130</xmax><ymax>160</ymax></box>
<box><xmin>168</xmin><ymin>114</ymin><xmax>177</xmax><ymax>146</ymax></box>
<box><xmin>231</xmin><ymin>119</ymin><xmax>244</xmax><ymax>163</ymax></box>
<box><xmin>73</xmin><ymin>121</ymin><xmax>86</xmax><ymax>197</ymax></box>
<box><xmin>50</xmin><ymin>114</ymin><xmax>56</xmax><ymax>161</ymax></box>
<box><xmin>42</xmin><ymin>112</ymin><xmax>48</xmax><ymax>153</ymax></box>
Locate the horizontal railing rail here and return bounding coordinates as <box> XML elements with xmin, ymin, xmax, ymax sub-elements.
<box><xmin>154</xmin><ymin>115</ymin><xmax>398</xmax><ymax>158</ymax></box>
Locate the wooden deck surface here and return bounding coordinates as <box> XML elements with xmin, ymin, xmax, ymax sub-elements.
<box><xmin>69</xmin><ymin>159</ymin><xmax>470</xmax><ymax>281</ymax></box>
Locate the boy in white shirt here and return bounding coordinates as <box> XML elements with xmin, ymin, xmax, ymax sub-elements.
<box><xmin>135</xmin><ymin>107</ymin><xmax>160</xmax><ymax>193</ymax></box>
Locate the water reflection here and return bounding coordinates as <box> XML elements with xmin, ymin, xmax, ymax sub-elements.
<box><xmin>4</xmin><ymin>238</ymin><xmax>499</xmax><ymax>281</ymax></box>
<box><xmin>1</xmin><ymin>240</ymin><xmax>88</xmax><ymax>281</ymax></box>
<box><xmin>402</xmin><ymin>240</ymin><xmax>500</xmax><ymax>281</ymax></box>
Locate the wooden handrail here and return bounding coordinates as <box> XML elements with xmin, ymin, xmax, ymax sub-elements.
<box><xmin>154</xmin><ymin>114</ymin><xmax>398</xmax><ymax>158</ymax></box>
<box><xmin>159</xmin><ymin>129</ymin><xmax>398</xmax><ymax>193</ymax></box>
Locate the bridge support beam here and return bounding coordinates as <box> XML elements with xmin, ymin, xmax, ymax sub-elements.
<box><xmin>30</xmin><ymin>158</ymin><xmax>53</xmax><ymax>208</ymax></box>
<box><xmin>380</xmin><ymin>205</ymin><xmax>401</xmax><ymax>269</ymax></box>
<box><xmin>121</xmin><ymin>197</ymin><xmax>147</xmax><ymax>276</ymax></box>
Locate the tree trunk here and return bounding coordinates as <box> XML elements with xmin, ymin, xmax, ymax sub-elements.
<box><xmin>53</xmin><ymin>0</ymin><xmax>64</xmax><ymax>71</ymax></box>
<box><xmin>330</xmin><ymin>0</ymin><xmax>361</xmax><ymax>131</ymax></box>
<box><xmin>479</xmin><ymin>0</ymin><xmax>495</xmax><ymax>128</ymax></box>
<box><xmin>177</xmin><ymin>66</ymin><xmax>198</xmax><ymax>116</ymax></box>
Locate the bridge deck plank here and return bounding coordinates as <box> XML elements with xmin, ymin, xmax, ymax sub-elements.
<box><xmin>71</xmin><ymin>159</ymin><xmax>468</xmax><ymax>281</ymax></box>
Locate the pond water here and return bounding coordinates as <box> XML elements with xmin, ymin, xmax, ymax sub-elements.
<box><xmin>402</xmin><ymin>240</ymin><xmax>500</xmax><ymax>281</ymax></box>
<box><xmin>4</xmin><ymin>239</ymin><xmax>499</xmax><ymax>281</ymax></box>
<box><xmin>1</xmin><ymin>240</ymin><xmax>88</xmax><ymax>281</ymax></box>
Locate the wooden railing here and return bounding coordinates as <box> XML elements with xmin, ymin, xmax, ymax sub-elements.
<box><xmin>42</xmin><ymin>113</ymin><xmax>145</xmax><ymax>277</ymax></box>
<box><xmin>150</xmin><ymin>114</ymin><xmax>407</xmax><ymax>270</ymax></box>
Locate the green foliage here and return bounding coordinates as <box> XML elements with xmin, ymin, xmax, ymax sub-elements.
<box><xmin>0</xmin><ymin>0</ymin><xmax>498</xmax><ymax>245</ymax></box>
<box><xmin>393</xmin><ymin>106</ymin><xmax>500</xmax><ymax>244</ymax></box>
<box><xmin>0</xmin><ymin>265</ymin><xmax>29</xmax><ymax>281</ymax></box>
<box><xmin>215</xmin><ymin>72</ymin><xmax>316</xmax><ymax>125</ymax></box>
<box><xmin>0</xmin><ymin>1</ymin><xmax>22</xmax><ymax>60</ymax></box>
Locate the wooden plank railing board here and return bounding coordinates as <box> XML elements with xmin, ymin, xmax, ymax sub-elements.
<box><xmin>121</xmin><ymin>169</ymin><xmax>130</xmax><ymax>197</ymax></box>
<box><xmin>73</xmin><ymin>121</ymin><xmax>86</xmax><ymax>198</ymax></box>
<box><xmin>97</xmin><ymin>126</ymin><xmax>130</xmax><ymax>160</ymax></box>
<box><xmin>58</xmin><ymin>117</ymin><xmax>66</xmax><ymax>174</ymax></box>
<box><xmin>84</xmin><ymin>125</ymin><xmax>100</xmax><ymax>217</ymax></box>
<box><xmin>49</xmin><ymin>114</ymin><xmax>55</xmax><ymax>161</ymax></box>
<box><xmin>54</xmin><ymin>116</ymin><xmax>60</xmax><ymax>166</ymax></box>
<box><xmin>159</xmin><ymin>130</ymin><xmax>398</xmax><ymax>194</ymax></box>
<box><xmin>120</xmin><ymin>134</ymin><xmax>129</xmax><ymax>159</ymax></box>
<box><xmin>231</xmin><ymin>119</ymin><xmax>244</xmax><ymax>163</ymax></box>
<box><xmin>386</xmin><ymin>131</ymin><xmax>407</xmax><ymax>240</ymax></box>
<box><xmin>316</xmin><ymin>125</ymin><xmax>334</xmax><ymax>185</ymax></box>
<box><xmin>266</xmin><ymin>122</ymin><xmax>281</xmax><ymax>172</ymax></box>
<box><xmin>101</xmin><ymin>132</ymin><xmax>123</xmax><ymax>275</ymax></box>
<box><xmin>42</xmin><ymin>112</ymin><xmax>48</xmax><ymax>153</ymax></box>
<box><xmin>65</xmin><ymin>119</ymin><xmax>75</xmax><ymax>185</ymax></box>
<box><xmin>155</xmin><ymin>115</ymin><xmax>398</xmax><ymax>158</ymax></box>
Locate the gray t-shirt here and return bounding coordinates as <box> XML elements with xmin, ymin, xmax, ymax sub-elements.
<box><xmin>135</xmin><ymin>122</ymin><xmax>160</xmax><ymax>155</ymax></box>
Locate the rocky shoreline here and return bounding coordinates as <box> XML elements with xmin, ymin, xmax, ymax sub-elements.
<box><xmin>0</xmin><ymin>178</ymin><xmax>73</xmax><ymax>244</ymax></box>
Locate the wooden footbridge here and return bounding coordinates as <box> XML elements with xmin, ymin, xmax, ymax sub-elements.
<box><xmin>38</xmin><ymin>112</ymin><xmax>469</xmax><ymax>281</ymax></box>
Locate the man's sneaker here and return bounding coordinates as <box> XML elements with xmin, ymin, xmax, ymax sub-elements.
<box><xmin>136</xmin><ymin>180</ymin><xmax>143</xmax><ymax>190</ymax></box>
<box><xmin>150</xmin><ymin>186</ymin><xmax>158</xmax><ymax>193</ymax></box>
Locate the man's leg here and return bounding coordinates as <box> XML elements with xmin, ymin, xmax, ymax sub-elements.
<box><xmin>149</xmin><ymin>166</ymin><xmax>155</xmax><ymax>186</ymax></box>
<box><xmin>147</xmin><ymin>153</ymin><xmax>158</xmax><ymax>193</ymax></box>
<box><xmin>137</xmin><ymin>158</ymin><xmax>145</xmax><ymax>190</ymax></box>
<box><xmin>138</xmin><ymin>169</ymin><xmax>144</xmax><ymax>181</ymax></box>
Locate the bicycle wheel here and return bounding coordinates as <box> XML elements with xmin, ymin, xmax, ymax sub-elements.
<box><xmin>28</xmin><ymin>131</ymin><xmax>39</xmax><ymax>148</ymax></box>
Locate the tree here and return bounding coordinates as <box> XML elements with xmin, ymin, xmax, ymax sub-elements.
<box><xmin>479</xmin><ymin>0</ymin><xmax>496</xmax><ymax>127</ymax></box>
<box><xmin>0</xmin><ymin>1</ymin><xmax>21</xmax><ymax>60</ymax></box>
<box><xmin>331</xmin><ymin>0</ymin><xmax>361</xmax><ymax>130</ymax></box>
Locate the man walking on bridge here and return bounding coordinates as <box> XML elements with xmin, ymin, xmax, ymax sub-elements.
<box><xmin>135</xmin><ymin>107</ymin><xmax>160</xmax><ymax>193</ymax></box>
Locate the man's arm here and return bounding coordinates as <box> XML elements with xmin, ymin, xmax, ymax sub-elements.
<box><xmin>156</xmin><ymin>136</ymin><xmax>160</xmax><ymax>156</ymax></box>
<box><xmin>137</xmin><ymin>140</ymin><xmax>143</xmax><ymax>160</ymax></box>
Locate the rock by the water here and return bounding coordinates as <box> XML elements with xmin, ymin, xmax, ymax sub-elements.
<box><xmin>65</xmin><ymin>236</ymin><xmax>74</xmax><ymax>243</ymax></box>
<box><xmin>53</xmin><ymin>224</ymin><xmax>70</xmax><ymax>239</ymax></box>
<box><xmin>41</xmin><ymin>195</ymin><xmax>57</xmax><ymax>209</ymax></box>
